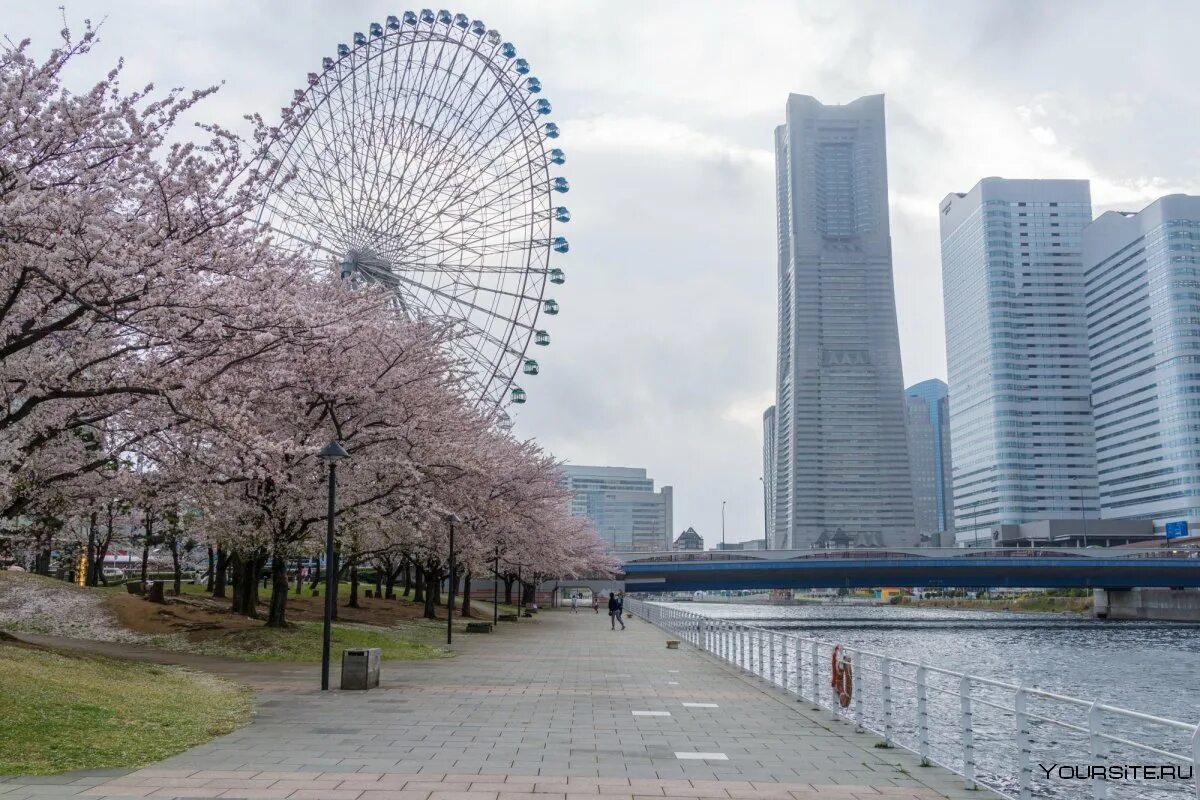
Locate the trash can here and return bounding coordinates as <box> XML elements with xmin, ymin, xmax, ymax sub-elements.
<box><xmin>340</xmin><ymin>647</ymin><xmax>381</xmax><ymax>690</ymax></box>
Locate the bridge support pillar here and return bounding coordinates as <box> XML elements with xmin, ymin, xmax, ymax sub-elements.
<box><xmin>1094</xmin><ymin>587</ymin><xmax>1200</xmax><ymax>621</ymax></box>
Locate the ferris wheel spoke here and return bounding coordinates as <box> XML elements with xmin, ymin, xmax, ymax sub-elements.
<box><xmin>263</xmin><ymin>222</ymin><xmax>349</xmax><ymax>263</ymax></box>
<box><xmin>390</xmin><ymin>55</ymin><xmax>534</xmax><ymax>229</ymax></box>
<box><xmin>405</xmin><ymin>129</ymin><xmax>547</xmax><ymax>248</ymax></box>
<box><xmin>386</xmin><ymin>268</ymin><xmax>539</xmax><ymax>335</ymax></box>
<box><xmin>395</xmin><ymin>94</ymin><xmax>535</xmax><ymax>242</ymax></box>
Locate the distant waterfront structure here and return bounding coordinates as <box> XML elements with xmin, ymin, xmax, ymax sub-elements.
<box><xmin>940</xmin><ymin>178</ymin><xmax>1098</xmax><ymax>545</ymax></box>
<box><xmin>762</xmin><ymin>405</ymin><xmax>776</xmax><ymax>541</ymax></box>
<box><xmin>769</xmin><ymin>93</ymin><xmax>916</xmax><ymax>549</ymax></box>
<box><xmin>1082</xmin><ymin>195</ymin><xmax>1200</xmax><ymax>535</ymax></box>
<box><xmin>559</xmin><ymin>465</ymin><xmax>673</xmax><ymax>552</ymax></box>
<box><xmin>713</xmin><ymin>539</ymin><xmax>768</xmax><ymax>551</ymax></box>
<box><xmin>904</xmin><ymin>379</ymin><xmax>954</xmax><ymax>545</ymax></box>
<box><xmin>672</xmin><ymin>527</ymin><xmax>704</xmax><ymax>551</ymax></box>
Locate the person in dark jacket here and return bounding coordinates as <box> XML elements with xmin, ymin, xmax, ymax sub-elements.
<box><xmin>607</xmin><ymin>592</ymin><xmax>625</xmax><ymax>630</ymax></box>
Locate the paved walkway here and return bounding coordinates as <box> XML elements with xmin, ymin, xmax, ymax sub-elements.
<box><xmin>1</xmin><ymin>609</ymin><xmax>994</xmax><ymax>800</ymax></box>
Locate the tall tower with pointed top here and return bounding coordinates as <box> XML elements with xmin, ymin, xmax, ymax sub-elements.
<box><xmin>770</xmin><ymin>94</ymin><xmax>916</xmax><ymax>550</ymax></box>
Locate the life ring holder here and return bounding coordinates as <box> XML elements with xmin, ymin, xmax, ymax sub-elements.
<box><xmin>830</xmin><ymin>644</ymin><xmax>853</xmax><ymax>708</ymax></box>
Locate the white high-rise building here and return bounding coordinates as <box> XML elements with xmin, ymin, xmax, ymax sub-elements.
<box><xmin>559</xmin><ymin>465</ymin><xmax>673</xmax><ymax>553</ymax></box>
<box><xmin>939</xmin><ymin>178</ymin><xmax>1098</xmax><ymax>545</ymax></box>
<box><xmin>1083</xmin><ymin>195</ymin><xmax>1200</xmax><ymax>534</ymax></box>
<box><xmin>770</xmin><ymin>94</ymin><xmax>916</xmax><ymax>549</ymax></box>
<box><xmin>762</xmin><ymin>405</ymin><xmax>776</xmax><ymax>542</ymax></box>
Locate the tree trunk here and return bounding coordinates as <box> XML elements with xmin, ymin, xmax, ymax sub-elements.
<box><xmin>248</xmin><ymin>556</ymin><xmax>263</xmax><ymax>616</ymax></box>
<box><xmin>373</xmin><ymin>568</ymin><xmax>383</xmax><ymax>599</ymax></box>
<box><xmin>229</xmin><ymin>553</ymin><xmax>242</xmax><ymax>612</ymax></box>
<box><xmin>384</xmin><ymin>565</ymin><xmax>397</xmax><ymax>600</ymax></box>
<box><xmin>422</xmin><ymin>568</ymin><xmax>439</xmax><ymax>619</ymax></box>
<box><xmin>295</xmin><ymin>556</ymin><xmax>303</xmax><ymax>595</ymax></box>
<box><xmin>266</xmin><ymin>552</ymin><xmax>290</xmax><ymax>628</ymax></box>
<box><xmin>432</xmin><ymin>570</ymin><xmax>442</xmax><ymax>607</ymax></box>
<box><xmin>232</xmin><ymin>555</ymin><xmax>260</xmax><ymax>618</ymax></box>
<box><xmin>213</xmin><ymin>549</ymin><xmax>228</xmax><ymax>598</ymax></box>
<box><xmin>170</xmin><ymin>539</ymin><xmax>182</xmax><ymax>596</ymax></box>
<box><xmin>347</xmin><ymin>563</ymin><xmax>360</xmax><ymax>608</ymax></box>
<box><xmin>402</xmin><ymin>560</ymin><xmax>412</xmax><ymax>597</ymax></box>
<box><xmin>310</xmin><ymin>556</ymin><xmax>321</xmax><ymax>591</ymax></box>
<box><xmin>96</xmin><ymin>509</ymin><xmax>115</xmax><ymax>587</ymax></box>
<box><xmin>85</xmin><ymin>512</ymin><xmax>98</xmax><ymax>587</ymax></box>
<box><xmin>206</xmin><ymin>547</ymin><xmax>215</xmax><ymax>592</ymax></box>
<box><xmin>460</xmin><ymin>572</ymin><xmax>473</xmax><ymax>618</ymax></box>
<box><xmin>413</xmin><ymin>564</ymin><xmax>425</xmax><ymax>604</ymax></box>
<box><xmin>140</xmin><ymin>510</ymin><xmax>153</xmax><ymax>583</ymax></box>
<box><xmin>503</xmin><ymin>575</ymin><xmax>515</xmax><ymax>605</ymax></box>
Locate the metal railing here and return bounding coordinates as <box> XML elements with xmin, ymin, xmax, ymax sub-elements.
<box><xmin>627</xmin><ymin>598</ymin><xmax>1200</xmax><ymax>800</ymax></box>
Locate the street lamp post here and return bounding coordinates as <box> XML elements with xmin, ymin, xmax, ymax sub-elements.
<box><xmin>445</xmin><ymin>513</ymin><xmax>459</xmax><ymax>646</ymax></box>
<box><xmin>493</xmin><ymin>545</ymin><xmax>499</xmax><ymax>626</ymax></box>
<box><xmin>317</xmin><ymin>440</ymin><xmax>349</xmax><ymax>691</ymax></box>
<box><xmin>971</xmin><ymin>499</ymin><xmax>985</xmax><ymax>547</ymax></box>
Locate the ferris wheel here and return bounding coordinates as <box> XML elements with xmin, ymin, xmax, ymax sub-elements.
<box><xmin>260</xmin><ymin>10</ymin><xmax>568</xmax><ymax>411</ymax></box>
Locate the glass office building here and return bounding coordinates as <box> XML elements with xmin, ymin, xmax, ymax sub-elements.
<box><xmin>1083</xmin><ymin>195</ymin><xmax>1200</xmax><ymax>533</ymax></box>
<box><xmin>939</xmin><ymin>178</ymin><xmax>1098</xmax><ymax>545</ymax></box>
<box><xmin>904</xmin><ymin>379</ymin><xmax>953</xmax><ymax>542</ymax></box>
<box><xmin>559</xmin><ymin>465</ymin><xmax>673</xmax><ymax>552</ymax></box>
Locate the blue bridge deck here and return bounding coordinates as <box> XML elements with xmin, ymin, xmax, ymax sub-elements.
<box><xmin>618</xmin><ymin>547</ymin><xmax>1200</xmax><ymax>592</ymax></box>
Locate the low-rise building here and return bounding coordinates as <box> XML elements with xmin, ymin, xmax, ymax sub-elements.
<box><xmin>673</xmin><ymin>527</ymin><xmax>704</xmax><ymax>551</ymax></box>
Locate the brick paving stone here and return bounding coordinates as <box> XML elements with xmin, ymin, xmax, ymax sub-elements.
<box><xmin>4</xmin><ymin>610</ymin><xmax>1001</xmax><ymax>799</ymax></box>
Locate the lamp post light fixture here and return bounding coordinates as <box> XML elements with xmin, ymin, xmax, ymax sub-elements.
<box><xmin>317</xmin><ymin>440</ymin><xmax>349</xmax><ymax>691</ymax></box>
<box><xmin>445</xmin><ymin>513</ymin><xmax>461</xmax><ymax>646</ymax></box>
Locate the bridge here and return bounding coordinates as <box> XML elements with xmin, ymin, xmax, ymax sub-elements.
<box><xmin>617</xmin><ymin>547</ymin><xmax>1200</xmax><ymax>593</ymax></box>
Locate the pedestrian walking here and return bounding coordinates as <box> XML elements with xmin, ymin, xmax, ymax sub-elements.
<box><xmin>571</xmin><ymin>593</ymin><xmax>578</xmax><ymax>613</ymax></box>
<box><xmin>608</xmin><ymin>592</ymin><xmax>625</xmax><ymax>630</ymax></box>
<box><xmin>591</xmin><ymin>594</ymin><xmax>600</xmax><ymax>614</ymax></box>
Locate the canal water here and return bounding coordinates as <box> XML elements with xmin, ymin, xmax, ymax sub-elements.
<box><xmin>666</xmin><ymin>601</ymin><xmax>1200</xmax><ymax>799</ymax></box>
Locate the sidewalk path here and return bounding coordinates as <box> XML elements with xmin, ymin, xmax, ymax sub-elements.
<box><xmin>0</xmin><ymin>609</ymin><xmax>995</xmax><ymax>800</ymax></box>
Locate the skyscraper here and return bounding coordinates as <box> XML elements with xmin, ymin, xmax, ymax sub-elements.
<box><xmin>1082</xmin><ymin>195</ymin><xmax>1200</xmax><ymax>533</ymax></box>
<box><xmin>904</xmin><ymin>379</ymin><xmax>953</xmax><ymax>544</ymax></box>
<box><xmin>559</xmin><ymin>465</ymin><xmax>673</xmax><ymax>552</ymax></box>
<box><xmin>770</xmin><ymin>94</ymin><xmax>916</xmax><ymax>549</ymax></box>
<box><xmin>939</xmin><ymin>178</ymin><xmax>1098</xmax><ymax>545</ymax></box>
<box><xmin>762</xmin><ymin>405</ymin><xmax>776</xmax><ymax>542</ymax></box>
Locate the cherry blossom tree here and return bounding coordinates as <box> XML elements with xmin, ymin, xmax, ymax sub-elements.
<box><xmin>2</xmin><ymin>25</ymin><xmax>616</xmax><ymax>627</ymax></box>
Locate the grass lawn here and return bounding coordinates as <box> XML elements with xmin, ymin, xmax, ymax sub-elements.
<box><xmin>148</xmin><ymin>620</ymin><xmax>449</xmax><ymax>663</ymax></box>
<box><xmin>0</xmin><ymin>641</ymin><xmax>251</xmax><ymax>776</ymax></box>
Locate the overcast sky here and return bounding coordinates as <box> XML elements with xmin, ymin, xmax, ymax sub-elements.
<box><xmin>6</xmin><ymin>0</ymin><xmax>1200</xmax><ymax>545</ymax></box>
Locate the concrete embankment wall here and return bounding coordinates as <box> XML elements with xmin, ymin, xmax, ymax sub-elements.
<box><xmin>1094</xmin><ymin>587</ymin><xmax>1200</xmax><ymax>621</ymax></box>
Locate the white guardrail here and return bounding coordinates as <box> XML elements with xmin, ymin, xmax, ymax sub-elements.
<box><xmin>626</xmin><ymin>598</ymin><xmax>1199</xmax><ymax>800</ymax></box>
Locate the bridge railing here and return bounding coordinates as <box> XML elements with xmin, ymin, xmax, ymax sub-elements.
<box><xmin>619</xmin><ymin>546</ymin><xmax>1200</xmax><ymax>565</ymax></box>
<box><xmin>626</xmin><ymin>598</ymin><xmax>1199</xmax><ymax>800</ymax></box>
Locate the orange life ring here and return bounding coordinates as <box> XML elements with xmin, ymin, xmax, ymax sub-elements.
<box><xmin>830</xmin><ymin>644</ymin><xmax>853</xmax><ymax>708</ymax></box>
